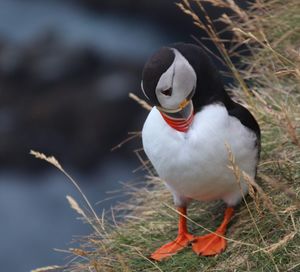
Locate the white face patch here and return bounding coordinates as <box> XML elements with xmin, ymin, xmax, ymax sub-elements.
<box><xmin>155</xmin><ymin>48</ymin><xmax>197</xmax><ymax>110</ymax></box>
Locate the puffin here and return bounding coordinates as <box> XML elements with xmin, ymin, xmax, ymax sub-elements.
<box><xmin>141</xmin><ymin>43</ymin><xmax>260</xmax><ymax>261</ymax></box>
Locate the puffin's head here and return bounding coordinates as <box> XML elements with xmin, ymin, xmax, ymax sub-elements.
<box><xmin>141</xmin><ymin>47</ymin><xmax>196</xmax><ymax>113</ymax></box>
<box><xmin>141</xmin><ymin>47</ymin><xmax>197</xmax><ymax>132</ymax></box>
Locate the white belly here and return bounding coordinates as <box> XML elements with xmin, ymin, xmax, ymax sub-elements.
<box><xmin>142</xmin><ymin>104</ymin><xmax>258</xmax><ymax>206</ymax></box>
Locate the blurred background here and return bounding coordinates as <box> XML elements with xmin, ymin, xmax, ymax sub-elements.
<box><xmin>0</xmin><ymin>0</ymin><xmax>246</xmax><ymax>271</ymax></box>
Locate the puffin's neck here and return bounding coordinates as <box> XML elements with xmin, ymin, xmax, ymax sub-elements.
<box><xmin>160</xmin><ymin>102</ymin><xmax>194</xmax><ymax>133</ymax></box>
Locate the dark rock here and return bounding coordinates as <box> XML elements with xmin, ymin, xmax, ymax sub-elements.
<box><xmin>0</xmin><ymin>32</ymin><xmax>143</xmax><ymax>172</ymax></box>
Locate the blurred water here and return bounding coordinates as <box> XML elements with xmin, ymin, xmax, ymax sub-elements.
<box><xmin>0</xmin><ymin>0</ymin><xmax>169</xmax><ymax>61</ymax></box>
<box><xmin>0</xmin><ymin>158</ymin><xmax>136</xmax><ymax>271</ymax></box>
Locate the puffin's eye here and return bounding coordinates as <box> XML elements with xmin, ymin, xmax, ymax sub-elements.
<box><xmin>161</xmin><ymin>87</ymin><xmax>172</xmax><ymax>96</ymax></box>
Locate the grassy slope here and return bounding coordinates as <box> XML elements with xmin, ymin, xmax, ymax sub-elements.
<box><xmin>35</xmin><ymin>1</ymin><xmax>300</xmax><ymax>271</ymax></box>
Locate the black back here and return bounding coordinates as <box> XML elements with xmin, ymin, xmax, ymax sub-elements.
<box><xmin>172</xmin><ymin>43</ymin><xmax>232</xmax><ymax>110</ymax></box>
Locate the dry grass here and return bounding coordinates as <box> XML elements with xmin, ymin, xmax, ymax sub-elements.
<box><xmin>32</xmin><ymin>0</ymin><xmax>300</xmax><ymax>271</ymax></box>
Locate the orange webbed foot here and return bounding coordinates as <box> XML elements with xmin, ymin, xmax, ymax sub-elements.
<box><xmin>192</xmin><ymin>232</ymin><xmax>226</xmax><ymax>256</ymax></box>
<box><xmin>151</xmin><ymin>207</ymin><xmax>194</xmax><ymax>261</ymax></box>
<box><xmin>192</xmin><ymin>207</ymin><xmax>234</xmax><ymax>256</ymax></box>
<box><xmin>151</xmin><ymin>232</ymin><xmax>194</xmax><ymax>261</ymax></box>
<box><xmin>151</xmin><ymin>207</ymin><xmax>234</xmax><ymax>260</ymax></box>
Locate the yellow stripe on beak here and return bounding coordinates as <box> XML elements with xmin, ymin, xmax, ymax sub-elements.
<box><xmin>179</xmin><ymin>99</ymin><xmax>189</xmax><ymax>110</ymax></box>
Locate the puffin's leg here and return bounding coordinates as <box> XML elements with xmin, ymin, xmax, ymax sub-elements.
<box><xmin>151</xmin><ymin>207</ymin><xmax>194</xmax><ymax>261</ymax></box>
<box><xmin>192</xmin><ymin>207</ymin><xmax>234</xmax><ymax>256</ymax></box>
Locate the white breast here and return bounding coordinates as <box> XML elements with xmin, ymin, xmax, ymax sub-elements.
<box><xmin>142</xmin><ymin>104</ymin><xmax>258</xmax><ymax>207</ymax></box>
